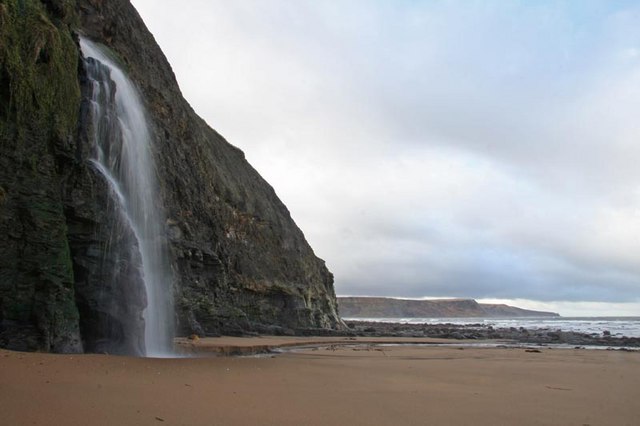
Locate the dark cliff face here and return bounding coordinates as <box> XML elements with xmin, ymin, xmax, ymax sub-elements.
<box><xmin>0</xmin><ymin>0</ymin><xmax>82</xmax><ymax>352</ymax></box>
<box><xmin>76</xmin><ymin>0</ymin><xmax>343</xmax><ymax>336</ymax></box>
<box><xmin>0</xmin><ymin>0</ymin><xmax>342</xmax><ymax>353</ymax></box>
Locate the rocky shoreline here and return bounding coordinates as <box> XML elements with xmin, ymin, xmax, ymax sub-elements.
<box><xmin>246</xmin><ymin>319</ymin><xmax>639</xmax><ymax>348</ymax></box>
<box><xmin>338</xmin><ymin>320</ymin><xmax>640</xmax><ymax>348</ymax></box>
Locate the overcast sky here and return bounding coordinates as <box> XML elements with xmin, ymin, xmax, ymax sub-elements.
<box><xmin>130</xmin><ymin>0</ymin><xmax>640</xmax><ymax>316</ymax></box>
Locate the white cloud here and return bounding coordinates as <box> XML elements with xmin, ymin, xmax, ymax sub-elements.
<box><xmin>131</xmin><ymin>0</ymin><xmax>640</xmax><ymax>310</ymax></box>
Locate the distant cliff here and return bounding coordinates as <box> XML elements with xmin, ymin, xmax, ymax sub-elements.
<box><xmin>339</xmin><ymin>297</ymin><xmax>559</xmax><ymax>318</ymax></box>
<box><xmin>0</xmin><ymin>0</ymin><xmax>342</xmax><ymax>354</ymax></box>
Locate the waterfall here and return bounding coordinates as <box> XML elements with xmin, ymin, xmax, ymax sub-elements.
<box><xmin>80</xmin><ymin>37</ymin><xmax>173</xmax><ymax>357</ymax></box>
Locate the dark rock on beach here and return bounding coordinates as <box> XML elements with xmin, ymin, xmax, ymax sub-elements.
<box><xmin>343</xmin><ymin>321</ymin><xmax>640</xmax><ymax>348</ymax></box>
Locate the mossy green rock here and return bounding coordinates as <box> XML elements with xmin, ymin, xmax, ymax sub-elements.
<box><xmin>0</xmin><ymin>0</ymin><xmax>82</xmax><ymax>352</ymax></box>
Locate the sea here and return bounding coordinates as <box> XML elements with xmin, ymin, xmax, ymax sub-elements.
<box><xmin>343</xmin><ymin>317</ymin><xmax>640</xmax><ymax>338</ymax></box>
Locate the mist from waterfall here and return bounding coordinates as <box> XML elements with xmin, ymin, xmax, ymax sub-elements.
<box><xmin>80</xmin><ymin>37</ymin><xmax>173</xmax><ymax>357</ymax></box>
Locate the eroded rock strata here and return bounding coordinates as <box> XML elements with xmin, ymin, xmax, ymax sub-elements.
<box><xmin>0</xmin><ymin>0</ymin><xmax>342</xmax><ymax>353</ymax></box>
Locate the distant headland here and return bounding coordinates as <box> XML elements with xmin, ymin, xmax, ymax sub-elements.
<box><xmin>338</xmin><ymin>297</ymin><xmax>560</xmax><ymax>318</ymax></box>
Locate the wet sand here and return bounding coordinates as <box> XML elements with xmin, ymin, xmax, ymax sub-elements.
<box><xmin>1</xmin><ymin>338</ymin><xmax>638</xmax><ymax>425</ymax></box>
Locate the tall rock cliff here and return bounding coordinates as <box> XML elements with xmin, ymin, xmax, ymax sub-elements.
<box><xmin>0</xmin><ymin>0</ymin><xmax>342</xmax><ymax>354</ymax></box>
<box><xmin>0</xmin><ymin>0</ymin><xmax>83</xmax><ymax>352</ymax></box>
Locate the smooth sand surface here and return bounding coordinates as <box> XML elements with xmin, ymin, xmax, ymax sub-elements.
<box><xmin>1</xmin><ymin>339</ymin><xmax>638</xmax><ymax>426</ymax></box>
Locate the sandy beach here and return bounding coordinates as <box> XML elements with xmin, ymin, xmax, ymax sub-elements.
<box><xmin>1</xmin><ymin>338</ymin><xmax>638</xmax><ymax>426</ymax></box>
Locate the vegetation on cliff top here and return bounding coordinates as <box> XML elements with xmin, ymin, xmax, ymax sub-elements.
<box><xmin>0</xmin><ymin>0</ymin><xmax>79</xmax><ymax>143</ymax></box>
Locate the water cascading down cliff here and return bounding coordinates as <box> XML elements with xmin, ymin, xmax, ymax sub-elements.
<box><xmin>79</xmin><ymin>38</ymin><xmax>173</xmax><ymax>356</ymax></box>
<box><xmin>0</xmin><ymin>0</ymin><xmax>343</xmax><ymax>356</ymax></box>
